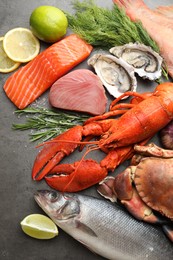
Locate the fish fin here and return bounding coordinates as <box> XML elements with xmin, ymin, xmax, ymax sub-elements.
<box><xmin>162</xmin><ymin>225</ymin><xmax>173</xmax><ymax>242</ymax></box>
<box><xmin>78</xmin><ymin>239</ymin><xmax>98</xmax><ymax>255</ymax></box>
<box><xmin>76</xmin><ymin>220</ymin><xmax>97</xmax><ymax>237</ymax></box>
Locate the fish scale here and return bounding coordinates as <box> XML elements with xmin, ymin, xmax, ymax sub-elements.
<box><xmin>35</xmin><ymin>190</ymin><xmax>173</xmax><ymax>260</ymax></box>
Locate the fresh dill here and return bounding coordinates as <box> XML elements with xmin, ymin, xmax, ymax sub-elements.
<box><xmin>12</xmin><ymin>107</ymin><xmax>89</xmax><ymax>142</ymax></box>
<box><xmin>67</xmin><ymin>0</ymin><xmax>159</xmax><ymax>52</ymax></box>
<box><xmin>67</xmin><ymin>0</ymin><xmax>168</xmax><ymax>79</ymax></box>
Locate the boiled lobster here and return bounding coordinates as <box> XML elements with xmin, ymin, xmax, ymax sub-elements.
<box><xmin>32</xmin><ymin>82</ymin><xmax>173</xmax><ymax>192</ymax></box>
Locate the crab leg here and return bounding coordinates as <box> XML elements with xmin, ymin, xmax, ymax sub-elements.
<box><xmin>134</xmin><ymin>143</ymin><xmax>173</xmax><ymax>158</ymax></box>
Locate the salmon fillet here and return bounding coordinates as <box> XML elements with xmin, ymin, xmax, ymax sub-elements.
<box><xmin>113</xmin><ymin>0</ymin><xmax>173</xmax><ymax>78</ymax></box>
<box><xmin>3</xmin><ymin>34</ymin><xmax>93</xmax><ymax>109</ymax></box>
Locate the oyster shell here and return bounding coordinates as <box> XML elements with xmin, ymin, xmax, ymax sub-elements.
<box><xmin>88</xmin><ymin>54</ymin><xmax>137</xmax><ymax>98</ymax></box>
<box><xmin>110</xmin><ymin>42</ymin><xmax>163</xmax><ymax>80</ymax></box>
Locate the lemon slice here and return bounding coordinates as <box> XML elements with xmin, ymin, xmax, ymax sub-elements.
<box><xmin>0</xmin><ymin>37</ymin><xmax>20</xmax><ymax>73</ymax></box>
<box><xmin>3</xmin><ymin>28</ymin><xmax>40</xmax><ymax>63</ymax></box>
<box><xmin>20</xmin><ymin>214</ymin><xmax>58</xmax><ymax>239</ymax></box>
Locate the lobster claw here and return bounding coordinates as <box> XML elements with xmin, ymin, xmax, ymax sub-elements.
<box><xmin>44</xmin><ymin>159</ymin><xmax>108</xmax><ymax>192</ymax></box>
<box><xmin>32</xmin><ymin>126</ymin><xmax>83</xmax><ymax>181</ymax></box>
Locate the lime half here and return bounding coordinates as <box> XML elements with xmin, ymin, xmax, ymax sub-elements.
<box><xmin>20</xmin><ymin>214</ymin><xmax>58</xmax><ymax>239</ymax></box>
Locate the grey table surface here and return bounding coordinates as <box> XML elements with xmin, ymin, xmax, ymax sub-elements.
<box><xmin>0</xmin><ymin>0</ymin><xmax>173</xmax><ymax>259</ymax></box>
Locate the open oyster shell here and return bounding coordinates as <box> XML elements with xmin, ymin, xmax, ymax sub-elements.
<box><xmin>88</xmin><ymin>54</ymin><xmax>137</xmax><ymax>98</ymax></box>
<box><xmin>110</xmin><ymin>43</ymin><xmax>163</xmax><ymax>80</ymax></box>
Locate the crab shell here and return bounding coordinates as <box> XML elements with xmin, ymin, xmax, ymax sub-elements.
<box><xmin>134</xmin><ymin>157</ymin><xmax>173</xmax><ymax>220</ymax></box>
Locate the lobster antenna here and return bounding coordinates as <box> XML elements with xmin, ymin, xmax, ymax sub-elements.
<box><xmin>36</xmin><ymin>139</ymin><xmax>99</xmax><ymax>148</ymax></box>
<box><xmin>62</xmin><ymin>144</ymin><xmax>100</xmax><ymax>192</ymax></box>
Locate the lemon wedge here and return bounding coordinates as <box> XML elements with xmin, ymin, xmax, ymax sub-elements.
<box><xmin>3</xmin><ymin>28</ymin><xmax>40</xmax><ymax>63</ymax></box>
<box><xmin>20</xmin><ymin>214</ymin><xmax>58</xmax><ymax>239</ymax></box>
<box><xmin>0</xmin><ymin>37</ymin><xmax>20</xmax><ymax>73</ymax></box>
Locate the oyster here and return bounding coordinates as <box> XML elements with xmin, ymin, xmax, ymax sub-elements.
<box><xmin>88</xmin><ymin>54</ymin><xmax>137</xmax><ymax>98</ymax></box>
<box><xmin>110</xmin><ymin>42</ymin><xmax>163</xmax><ymax>80</ymax></box>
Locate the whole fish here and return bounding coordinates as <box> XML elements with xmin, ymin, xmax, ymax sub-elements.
<box><xmin>34</xmin><ymin>190</ymin><xmax>173</xmax><ymax>260</ymax></box>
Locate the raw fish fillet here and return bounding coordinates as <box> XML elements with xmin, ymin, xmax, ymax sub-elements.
<box><xmin>155</xmin><ymin>5</ymin><xmax>173</xmax><ymax>18</ymax></box>
<box><xmin>3</xmin><ymin>34</ymin><xmax>93</xmax><ymax>109</ymax></box>
<box><xmin>113</xmin><ymin>0</ymin><xmax>173</xmax><ymax>78</ymax></box>
<box><xmin>49</xmin><ymin>69</ymin><xmax>107</xmax><ymax>115</ymax></box>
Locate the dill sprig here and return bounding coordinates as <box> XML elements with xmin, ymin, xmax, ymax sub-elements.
<box><xmin>12</xmin><ymin>107</ymin><xmax>89</xmax><ymax>142</ymax></box>
<box><xmin>67</xmin><ymin>0</ymin><xmax>159</xmax><ymax>52</ymax></box>
<box><xmin>67</xmin><ymin>0</ymin><xmax>168</xmax><ymax>79</ymax></box>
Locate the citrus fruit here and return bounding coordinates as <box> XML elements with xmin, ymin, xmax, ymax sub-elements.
<box><xmin>20</xmin><ymin>214</ymin><xmax>58</xmax><ymax>239</ymax></box>
<box><xmin>30</xmin><ymin>6</ymin><xmax>68</xmax><ymax>43</ymax></box>
<box><xmin>3</xmin><ymin>28</ymin><xmax>40</xmax><ymax>63</ymax></box>
<box><xmin>0</xmin><ymin>37</ymin><xmax>20</xmax><ymax>73</ymax></box>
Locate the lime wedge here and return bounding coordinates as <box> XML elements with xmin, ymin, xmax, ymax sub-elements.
<box><xmin>20</xmin><ymin>214</ymin><xmax>58</xmax><ymax>239</ymax></box>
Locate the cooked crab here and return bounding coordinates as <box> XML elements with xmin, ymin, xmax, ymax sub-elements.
<box><xmin>98</xmin><ymin>143</ymin><xmax>173</xmax><ymax>242</ymax></box>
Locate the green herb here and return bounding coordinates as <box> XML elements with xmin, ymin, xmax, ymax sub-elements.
<box><xmin>67</xmin><ymin>0</ymin><xmax>168</xmax><ymax>79</ymax></box>
<box><xmin>12</xmin><ymin>107</ymin><xmax>89</xmax><ymax>142</ymax></box>
<box><xmin>67</xmin><ymin>0</ymin><xmax>159</xmax><ymax>52</ymax></box>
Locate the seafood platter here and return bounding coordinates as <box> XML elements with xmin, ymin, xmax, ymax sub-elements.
<box><xmin>1</xmin><ymin>0</ymin><xmax>173</xmax><ymax>259</ymax></box>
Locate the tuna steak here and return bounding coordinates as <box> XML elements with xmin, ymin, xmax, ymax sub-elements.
<box><xmin>49</xmin><ymin>69</ymin><xmax>107</xmax><ymax>115</ymax></box>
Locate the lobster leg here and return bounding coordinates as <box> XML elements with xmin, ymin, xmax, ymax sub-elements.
<box><xmin>100</xmin><ymin>145</ymin><xmax>134</xmax><ymax>171</ymax></box>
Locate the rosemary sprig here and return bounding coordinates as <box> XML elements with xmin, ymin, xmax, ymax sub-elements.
<box><xmin>12</xmin><ymin>107</ymin><xmax>89</xmax><ymax>142</ymax></box>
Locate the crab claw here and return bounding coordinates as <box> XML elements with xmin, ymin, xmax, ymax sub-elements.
<box><xmin>44</xmin><ymin>159</ymin><xmax>108</xmax><ymax>192</ymax></box>
<box><xmin>32</xmin><ymin>126</ymin><xmax>83</xmax><ymax>181</ymax></box>
<box><xmin>98</xmin><ymin>169</ymin><xmax>168</xmax><ymax>224</ymax></box>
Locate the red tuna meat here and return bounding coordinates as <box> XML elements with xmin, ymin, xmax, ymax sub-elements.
<box><xmin>49</xmin><ymin>69</ymin><xmax>107</xmax><ymax>115</ymax></box>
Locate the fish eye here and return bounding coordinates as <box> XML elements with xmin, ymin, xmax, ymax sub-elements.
<box><xmin>49</xmin><ymin>191</ymin><xmax>58</xmax><ymax>201</ymax></box>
